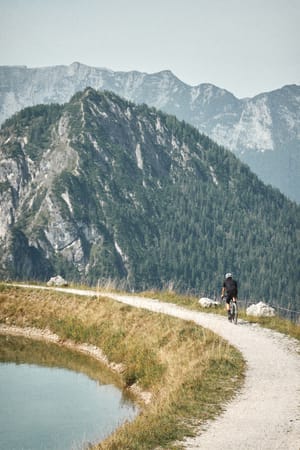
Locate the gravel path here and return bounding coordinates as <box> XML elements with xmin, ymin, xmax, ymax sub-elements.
<box><xmin>8</xmin><ymin>286</ymin><xmax>300</xmax><ymax>449</ymax></box>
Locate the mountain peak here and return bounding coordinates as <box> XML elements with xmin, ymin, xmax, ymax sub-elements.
<box><xmin>70</xmin><ymin>61</ymin><xmax>84</xmax><ymax>68</ymax></box>
<box><xmin>156</xmin><ymin>69</ymin><xmax>176</xmax><ymax>78</ymax></box>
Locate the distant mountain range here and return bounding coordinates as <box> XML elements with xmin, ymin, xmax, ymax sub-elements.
<box><xmin>0</xmin><ymin>89</ymin><xmax>299</xmax><ymax>307</ymax></box>
<box><xmin>0</xmin><ymin>62</ymin><xmax>299</xmax><ymax>202</ymax></box>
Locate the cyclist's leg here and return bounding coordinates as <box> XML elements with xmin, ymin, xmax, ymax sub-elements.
<box><xmin>226</xmin><ymin>295</ymin><xmax>232</xmax><ymax>320</ymax></box>
<box><xmin>225</xmin><ymin>294</ymin><xmax>231</xmax><ymax>310</ymax></box>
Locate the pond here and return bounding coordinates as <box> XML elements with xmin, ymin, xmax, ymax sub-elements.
<box><xmin>0</xmin><ymin>335</ymin><xmax>138</xmax><ymax>450</ymax></box>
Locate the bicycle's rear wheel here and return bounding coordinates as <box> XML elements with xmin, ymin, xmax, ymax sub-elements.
<box><xmin>231</xmin><ymin>302</ymin><xmax>238</xmax><ymax>324</ymax></box>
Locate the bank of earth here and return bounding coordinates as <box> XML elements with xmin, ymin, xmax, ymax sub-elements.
<box><xmin>0</xmin><ymin>284</ymin><xmax>244</xmax><ymax>450</ymax></box>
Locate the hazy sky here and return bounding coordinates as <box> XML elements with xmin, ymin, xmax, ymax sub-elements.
<box><xmin>1</xmin><ymin>0</ymin><xmax>299</xmax><ymax>98</ymax></box>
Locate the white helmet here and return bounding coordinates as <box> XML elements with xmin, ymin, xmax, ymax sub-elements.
<box><xmin>225</xmin><ymin>273</ymin><xmax>232</xmax><ymax>279</ymax></box>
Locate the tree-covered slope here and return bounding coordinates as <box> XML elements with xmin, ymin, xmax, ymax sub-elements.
<box><xmin>0</xmin><ymin>88</ymin><xmax>299</xmax><ymax>308</ymax></box>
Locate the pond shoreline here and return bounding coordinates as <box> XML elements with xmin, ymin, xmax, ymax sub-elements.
<box><xmin>0</xmin><ymin>324</ymin><xmax>152</xmax><ymax>405</ymax></box>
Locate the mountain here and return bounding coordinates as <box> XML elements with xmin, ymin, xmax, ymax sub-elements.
<box><xmin>0</xmin><ymin>88</ymin><xmax>299</xmax><ymax>308</ymax></box>
<box><xmin>0</xmin><ymin>62</ymin><xmax>299</xmax><ymax>203</ymax></box>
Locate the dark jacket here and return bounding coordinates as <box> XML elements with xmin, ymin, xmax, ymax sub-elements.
<box><xmin>223</xmin><ymin>278</ymin><xmax>238</xmax><ymax>297</ymax></box>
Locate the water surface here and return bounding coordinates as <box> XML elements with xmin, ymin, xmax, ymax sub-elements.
<box><xmin>0</xmin><ymin>336</ymin><xmax>138</xmax><ymax>450</ymax></box>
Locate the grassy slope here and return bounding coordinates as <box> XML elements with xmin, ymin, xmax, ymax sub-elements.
<box><xmin>0</xmin><ymin>284</ymin><xmax>244</xmax><ymax>449</ymax></box>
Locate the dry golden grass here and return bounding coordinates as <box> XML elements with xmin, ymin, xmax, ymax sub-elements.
<box><xmin>142</xmin><ymin>289</ymin><xmax>300</xmax><ymax>341</ymax></box>
<box><xmin>0</xmin><ymin>284</ymin><xmax>244</xmax><ymax>449</ymax></box>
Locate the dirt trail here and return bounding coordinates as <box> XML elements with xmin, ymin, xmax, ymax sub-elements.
<box><xmin>7</xmin><ymin>285</ymin><xmax>300</xmax><ymax>449</ymax></box>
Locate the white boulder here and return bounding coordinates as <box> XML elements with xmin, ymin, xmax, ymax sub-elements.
<box><xmin>199</xmin><ymin>297</ymin><xmax>220</xmax><ymax>308</ymax></box>
<box><xmin>47</xmin><ymin>275</ymin><xmax>68</xmax><ymax>287</ymax></box>
<box><xmin>246</xmin><ymin>301</ymin><xmax>276</xmax><ymax>317</ymax></box>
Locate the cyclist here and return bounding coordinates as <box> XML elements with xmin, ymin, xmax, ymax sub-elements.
<box><xmin>221</xmin><ymin>273</ymin><xmax>238</xmax><ymax>320</ymax></box>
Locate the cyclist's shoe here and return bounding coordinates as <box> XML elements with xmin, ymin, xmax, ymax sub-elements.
<box><xmin>228</xmin><ymin>311</ymin><xmax>232</xmax><ymax>321</ymax></box>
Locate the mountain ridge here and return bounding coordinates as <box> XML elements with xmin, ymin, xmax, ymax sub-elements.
<box><xmin>1</xmin><ymin>63</ymin><xmax>299</xmax><ymax>202</ymax></box>
<box><xmin>4</xmin><ymin>61</ymin><xmax>295</xmax><ymax>98</ymax></box>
